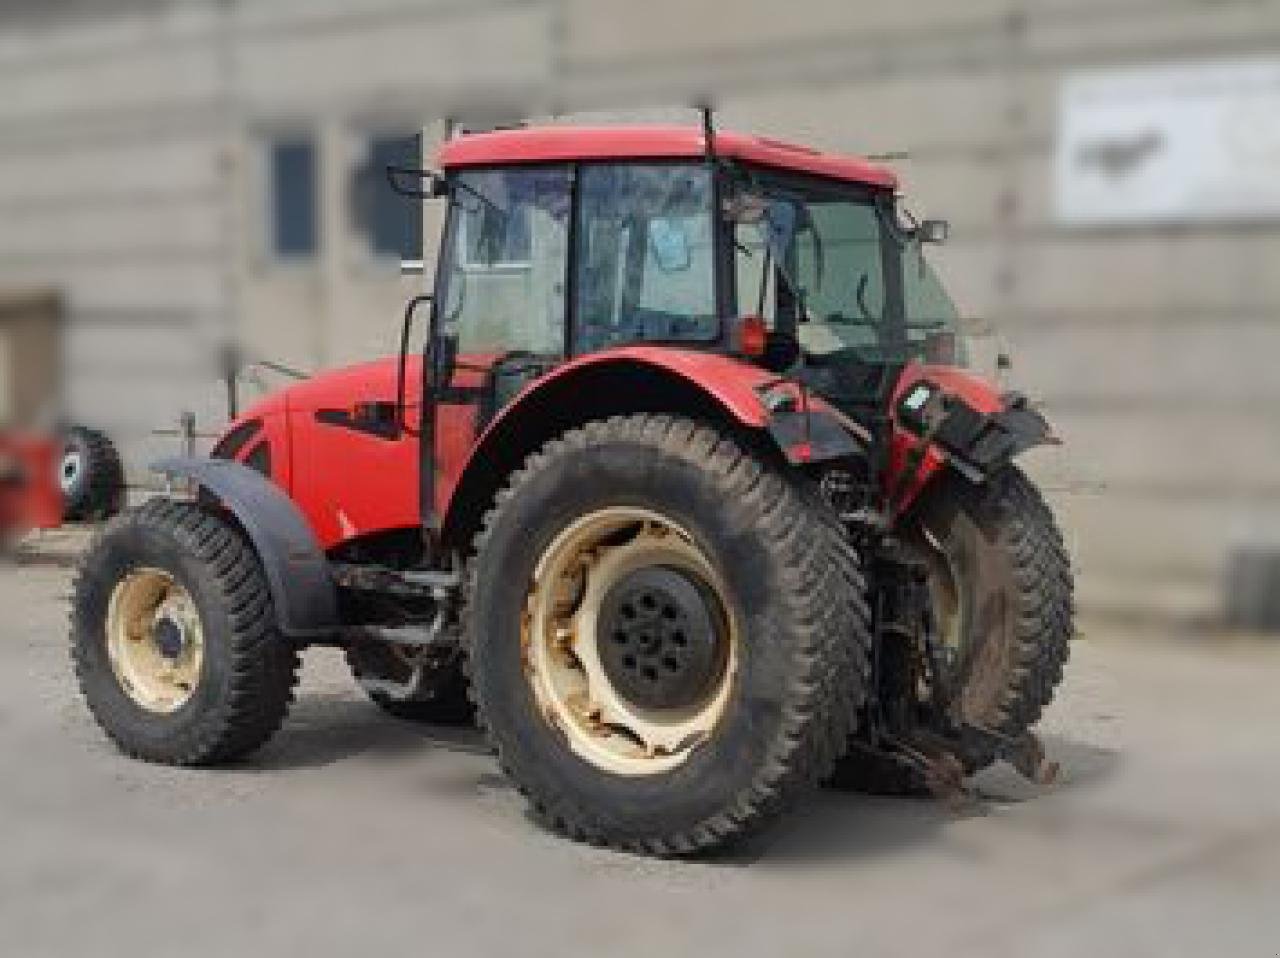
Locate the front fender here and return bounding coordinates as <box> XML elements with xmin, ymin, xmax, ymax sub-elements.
<box><xmin>151</xmin><ymin>458</ymin><xmax>339</xmax><ymax>639</ymax></box>
<box><xmin>887</xmin><ymin>363</ymin><xmax>1058</xmax><ymax>512</ymax></box>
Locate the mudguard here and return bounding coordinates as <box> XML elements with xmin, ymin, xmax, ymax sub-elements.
<box><xmin>438</xmin><ymin>347</ymin><xmax>869</xmax><ymax>548</ymax></box>
<box><xmin>887</xmin><ymin>363</ymin><xmax>1059</xmax><ymax>512</ymax></box>
<box><xmin>152</xmin><ymin>457</ymin><xmax>339</xmax><ymax>639</ymax></box>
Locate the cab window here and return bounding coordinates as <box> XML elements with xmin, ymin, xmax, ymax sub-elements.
<box><xmin>573</xmin><ymin>164</ymin><xmax>717</xmax><ymax>353</ymax></box>
<box><xmin>437</xmin><ymin>166</ymin><xmax>571</xmax><ymax>355</ymax></box>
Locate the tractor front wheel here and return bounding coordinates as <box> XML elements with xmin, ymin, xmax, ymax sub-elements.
<box><xmin>466</xmin><ymin>415</ymin><xmax>871</xmax><ymax>856</ymax></box>
<box><xmin>70</xmin><ymin>499</ymin><xmax>299</xmax><ymax>765</ymax></box>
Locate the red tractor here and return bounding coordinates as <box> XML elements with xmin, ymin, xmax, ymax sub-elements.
<box><xmin>70</xmin><ymin>118</ymin><xmax>1072</xmax><ymax>855</ymax></box>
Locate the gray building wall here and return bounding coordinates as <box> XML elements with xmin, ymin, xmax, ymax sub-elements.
<box><xmin>2</xmin><ymin>0</ymin><xmax>1279</xmax><ymax>621</ymax></box>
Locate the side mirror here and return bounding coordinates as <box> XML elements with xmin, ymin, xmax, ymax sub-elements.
<box><xmin>649</xmin><ymin>219</ymin><xmax>692</xmax><ymax>272</ymax></box>
<box><xmin>917</xmin><ymin>219</ymin><xmax>951</xmax><ymax>244</ymax></box>
<box><xmin>386</xmin><ymin>166</ymin><xmax>448</xmax><ymax>200</ymax></box>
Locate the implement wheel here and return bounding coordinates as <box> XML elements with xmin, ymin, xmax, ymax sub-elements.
<box><xmin>60</xmin><ymin>426</ymin><xmax>125</xmax><ymax>522</ymax></box>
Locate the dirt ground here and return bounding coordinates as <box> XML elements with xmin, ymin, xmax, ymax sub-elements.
<box><xmin>3</xmin><ymin>533</ymin><xmax>1279</xmax><ymax>958</ymax></box>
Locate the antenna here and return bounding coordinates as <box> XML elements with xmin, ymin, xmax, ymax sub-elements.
<box><xmin>697</xmin><ymin>102</ymin><xmax>717</xmax><ymax>163</ymax></box>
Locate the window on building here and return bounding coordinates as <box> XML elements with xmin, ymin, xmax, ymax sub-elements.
<box><xmin>351</xmin><ymin>132</ymin><xmax>424</xmax><ymax>261</ymax></box>
<box><xmin>268</xmin><ymin>138</ymin><xmax>318</xmax><ymax>259</ymax></box>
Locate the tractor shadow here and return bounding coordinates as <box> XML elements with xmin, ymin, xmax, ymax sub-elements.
<box><xmin>243</xmin><ymin>694</ymin><xmax>1121</xmax><ymax>870</ymax></box>
<box><xmin>710</xmin><ymin>734</ymin><xmax>1121</xmax><ymax>866</ymax></box>
<box><xmin>248</xmin><ymin>691</ymin><xmax>490</xmax><ymax>772</ymax></box>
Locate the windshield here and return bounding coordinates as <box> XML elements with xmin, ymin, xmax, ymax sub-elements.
<box><xmin>730</xmin><ymin>171</ymin><xmax>965</xmax><ymax>366</ymax></box>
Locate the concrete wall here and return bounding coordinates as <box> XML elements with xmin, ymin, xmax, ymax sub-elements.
<box><xmin>2</xmin><ymin>0</ymin><xmax>1278</xmax><ymax>620</ymax></box>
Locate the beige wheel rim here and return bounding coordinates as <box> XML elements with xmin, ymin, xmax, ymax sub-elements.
<box><xmin>106</xmin><ymin>567</ymin><xmax>204</xmax><ymax>714</ymax></box>
<box><xmin>523</xmin><ymin>507</ymin><xmax>738</xmax><ymax>776</ymax></box>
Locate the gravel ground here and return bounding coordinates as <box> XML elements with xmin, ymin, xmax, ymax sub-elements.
<box><xmin>2</xmin><ymin>538</ymin><xmax>1278</xmax><ymax>958</ymax></box>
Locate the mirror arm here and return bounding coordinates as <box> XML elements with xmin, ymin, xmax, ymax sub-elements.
<box><xmin>386</xmin><ymin>165</ymin><xmax>447</xmax><ymax>200</ymax></box>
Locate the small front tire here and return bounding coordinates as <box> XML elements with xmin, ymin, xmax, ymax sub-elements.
<box><xmin>70</xmin><ymin>498</ymin><xmax>299</xmax><ymax>765</ymax></box>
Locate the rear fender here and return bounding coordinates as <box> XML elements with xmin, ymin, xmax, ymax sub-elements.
<box><xmin>438</xmin><ymin>347</ymin><xmax>866</xmax><ymax>550</ymax></box>
<box><xmin>152</xmin><ymin>457</ymin><xmax>339</xmax><ymax>640</ymax></box>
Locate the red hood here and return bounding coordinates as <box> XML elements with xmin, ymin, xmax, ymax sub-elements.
<box><xmin>265</xmin><ymin>357</ymin><xmax>421</xmax><ymax>415</ymax></box>
<box><xmin>230</xmin><ymin>353</ymin><xmax>505</xmax><ymax>432</ymax></box>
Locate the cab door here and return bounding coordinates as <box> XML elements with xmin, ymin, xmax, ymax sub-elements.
<box><xmin>425</xmin><ymin>164</ymin><xmax>573</xmax><ymax>519</ymax></box>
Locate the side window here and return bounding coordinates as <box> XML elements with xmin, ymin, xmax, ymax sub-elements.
<box><xmin>574</xmin><ymin>164</ymin><xmax>716</xmax><ymax>353</ymax></box>
<box><xmin>734</xmin><ymin>220</ymin><xmax>775</xmax><ymax>325</ymax></box>
<box><xmin>796</xmin><ymin>201</ymin><xmax>885</xmax><ymax>355</ymax></box>
<box><xmin>437</xmin><ymin>166</ymin><xmax>571</xmax><ymax>356</ymax></box>
<box><xmin>806</xmin><ymin>203</ymin><xmax>885</xmax><ymax>312</ymax></box>
<box><xmin>903</xmin><ymin>247</ymin><xmax>967</xmax><ymax>365</ymax></box>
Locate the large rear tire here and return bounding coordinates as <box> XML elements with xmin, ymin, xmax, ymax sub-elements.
<box><xmin>70</xmin><ymin>498</ymin><xmax>299</xmax><ymax>765</ymax></box>
<box><xmin>466</xmin><ymin>415</ymin><xmax>871</xmax><ymax>856</ymax></box>
<box><xmin>924</xmin><ymin>467</ymin><xmax>1073</xmax><ymax>772</ymax></box>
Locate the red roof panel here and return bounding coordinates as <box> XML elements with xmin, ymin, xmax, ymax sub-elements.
<box><xmin>437</xmin><ymin>125</ymin><xmax>897</xmax><ymax>189</ymax></box>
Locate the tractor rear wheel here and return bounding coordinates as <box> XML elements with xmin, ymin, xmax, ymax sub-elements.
<box><xmin>833</xmin><ymin>466</ymin><xmax>1073</xmax><ymax>794</ymax></box>
<box><xmin>466</xmin><ymin>415</ymin><xmax>871</xmax><ymax>856</ymax></box>
<box><xmin>70</xmin><ymin>498</ymin><xmax>299</xmax><ymax>765</ymax></box>
<box><xmin>918</xmin><ymin>466</ymin><xmax>1073</xmax><ymax>772</ymax></box>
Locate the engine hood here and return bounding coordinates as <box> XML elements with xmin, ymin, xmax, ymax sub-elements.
<box><xmin>266</xmin><ymin>356</ymin><xmax>424</xmax><ymax>415</ymax></box>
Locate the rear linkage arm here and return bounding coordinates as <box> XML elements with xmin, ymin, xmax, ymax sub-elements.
<box><xmin>859</xmin><ymin>542</ymin><xmax>1058</xmax><ymax>803</ymax></box>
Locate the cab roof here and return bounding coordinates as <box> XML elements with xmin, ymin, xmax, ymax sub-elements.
<box><xmin>437</xmin><ymin>125</ymin><xmax>898</xmax><ymax>190</ymax></box>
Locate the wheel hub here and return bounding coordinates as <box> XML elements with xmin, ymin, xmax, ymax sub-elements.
<box><xmin>105</xmin><ymin>568</ymin><xmax>204</xmax><ymax>714</ymax></box>
<box><xmin>59</xmin><ymin>451</ymin><xmax>82</xmax><ymax>493</ymax></box>
<box><xmin>152</xmin><ymin>615</ymin><xmax>187</xmax><ymax>660</ymax></box>
<box><xmin>523</xmin><ymin>508</ymin><xmax>739</xmax><ymax>776</ymax></box>
<box><xmin>597</xmin><ymin>566</ymin><xmax>726</xmax><ymax>711</ymax></box>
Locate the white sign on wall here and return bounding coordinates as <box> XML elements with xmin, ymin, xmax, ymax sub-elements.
<box><xmin>1055</xmin><ymin>60</ymin><xmax>1280</xmax><ymax>225</ymax></box>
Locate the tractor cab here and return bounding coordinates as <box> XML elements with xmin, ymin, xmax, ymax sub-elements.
<box><xmin>425</xmin><ymin>124</ymin><xmax>966</xmax><ymax>431</ymax></box>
